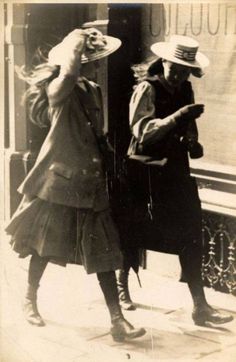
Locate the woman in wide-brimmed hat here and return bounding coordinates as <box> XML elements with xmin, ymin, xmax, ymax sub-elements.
<box><xmin>116</xmin><ymin>35</ymin><xmax>233</xmax><ymax>326</ymax></box>
<box><xmin>5</xmin><ymin>26</ymin><xmax>145</xmax><ymax>342</ymax></box>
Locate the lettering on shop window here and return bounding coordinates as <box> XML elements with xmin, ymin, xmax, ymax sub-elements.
<box><xmin>190</xmin><ymin>4</ymin><xmax>203</xmax><ymax>36</ymax></box>
<box><xmin>149</xmin><ymin>3</ymin><xmax>236</xmax><ymax>37</ymax></box>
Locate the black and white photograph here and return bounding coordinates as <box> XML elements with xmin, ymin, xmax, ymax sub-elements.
<box><xmin>1</xmin><ymin>1</ymin><xmax>236</xmax><ymax>361</ymax></box>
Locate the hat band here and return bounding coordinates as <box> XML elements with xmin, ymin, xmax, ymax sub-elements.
<box><xmin>174</xmin><ymin>47</ymin><xmax>197</xmax><ymax>62</ymax></box>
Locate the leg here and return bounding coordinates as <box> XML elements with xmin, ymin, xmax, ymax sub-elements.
<box><xmin>117</xmin><ymin>267</ymin><xmax>135</xmax><ymax>310</ymax></box>
<box><xmin>117</xmin><ymin>248</ymin><xmax>139</xmax><ymax>311</ymax></box>
<box><xmin>23</xmin><ymin>253</ymin><xmax>49</xmax><ymax>326</ymax></box>
<box><xmin>97</xmin><ymin>271</ymin><xmax>146</xmax><ymax>342</ymax></box>
<box><xmin>179</xmin><ymin>240</ymin><xmax>233</xmax><ymax>326</ymax></box>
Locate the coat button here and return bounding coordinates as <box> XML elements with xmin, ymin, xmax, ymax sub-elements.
<box><xmin>95</xmin><ymin>171</ymin><xmax>100</xmax><ymax>177</ymax></box>
<box><xmin>92</xmin><ymin>157</ymin><xmax>99</xmax><ymax>163</ymax></box>
<box><xmin>82</xmin><ymin>169</ymin><xmax>87</xmax><ymax>175</ymax></box>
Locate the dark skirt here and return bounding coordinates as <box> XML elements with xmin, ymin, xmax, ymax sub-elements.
<box><xmin>5</xmin><ymin>196</ymin><xmax>123</xmax><ymax>274</ymax></box>
<box><xmin>113</xmin><ymin>161</ymin><xmax>202</xmax><ymax>255</ymax></box>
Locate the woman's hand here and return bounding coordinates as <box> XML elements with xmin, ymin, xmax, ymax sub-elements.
<box><xmin>84</xmin><ymin>28</ymin><xmax>107</xmax><ymax>51</ymax></box>
<box><xmin>182</xmin><ymin>137</ymin><xmax>204</xmax><ymax>159</ymax></box>
<box><xmin>172</xmin><ymin>104</ymin><xmax>204</xmax><ymax>126</ymax></box>
<box><xmin>188</xmin><ymin>141</ymin><xmax>204</xmax><ymax>159</ymax></box>
<box><xmin>180</xmin><ymin>104</ymin><xmax>204</xmax><ymax>120</ymax></box>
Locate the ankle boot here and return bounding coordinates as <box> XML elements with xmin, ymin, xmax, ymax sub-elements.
<box><xmin>188</xmin><ymin>286</ymin><xmax>234</xmax><ymax>326</ymax></box>
<box><xmin>177</xmin><ymin>241</ymin><xmax>233</xmax><ymax>326</ymax></box>
<box><xmin>110</xmin><ymin>305</ymin><xmax>146</xmax><ymax>342</ymax></box>
<box><xmin>192</xmin><ymin>303</ymin><xmax>233</xmax><ymax>326</ymax></box>
<box><xmin>97</xmin><ymin>271</ymin><xmax>145</xmax><ymax>342</ymax></box>
<box><xmin>117</xmin><ymin>269</ymin><xmax>136</xmax><ymax>311</ymax></box>
<box><xmin>111</xmin><ymin>316</ymin><xmax>146</xmax><ymax>342</ymax></box>
<box><xmin>23</xmin><ymin>285</ymin><xmax>45</xmax><ymax>326</ymax></box>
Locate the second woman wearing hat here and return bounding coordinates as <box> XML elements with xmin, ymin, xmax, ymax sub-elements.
<box><xmin>117</xmin><ymin>35</ymin><xmax>233</xmax><ymax>326</ymax></box>
<box><xmin>5</xmin><ymin>27</ymin><xmax>145</xmax><ymax>342</ymax></box>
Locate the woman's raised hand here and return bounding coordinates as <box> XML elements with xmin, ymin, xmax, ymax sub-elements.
<box><xmin>180</xmin><ymin>104</ymin><xmax>204</xmax><ymax>120</ymax></box>
<box><xmin>172</xmin><ymin>104</ymin><xmax>205</xmax><ymax>125</ymax></box>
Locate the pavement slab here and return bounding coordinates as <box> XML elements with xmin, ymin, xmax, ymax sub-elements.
<box><xmin>1</xmin><ymin>240</ymin><xmax>236</xmax><ymax>362</ymax></box>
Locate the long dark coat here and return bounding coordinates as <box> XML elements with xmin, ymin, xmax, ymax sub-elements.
<box><xmin>114</xmin><ymin>75</ymin><xmax>203</xmax><ymax>257</ymax></box>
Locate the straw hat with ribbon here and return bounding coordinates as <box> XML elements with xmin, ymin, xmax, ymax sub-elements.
<box><xmin>151</xmin><ymin>35</ymin><xmax>209</xmax><ymax>70</ymax></box>
<box><xmin>48</xmin><ymin>27</ymin><xmax>121</xmax><ymax>65</ymax></box>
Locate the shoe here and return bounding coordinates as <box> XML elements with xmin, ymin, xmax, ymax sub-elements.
<box><xmin>111</xmin><ymin>317</ymin><xmax>146</xmax><ymax>342</ymax></box>
<box><xmin>192</xmin><ymin>305</ymin><xmax>233</xmax><ymax>326</ymax></box>
<box><xmin>23</xmin><ymin>298</ymin><xmax>45</xmax><ymax>327</ymax></box>
<box><xmin>97</xmin><ymin>270</ymin><xmax>144</xmax><ymax>342</ymax></box>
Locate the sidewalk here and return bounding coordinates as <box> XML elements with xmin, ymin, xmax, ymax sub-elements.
<box><xmin>1</xmin><ymin>240</ymin><xmax>236</xmax><ymax>362</ymax></box>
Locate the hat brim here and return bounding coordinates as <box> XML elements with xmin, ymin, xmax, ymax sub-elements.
<box><xmin>151</xmin><ymin>42</ymin><xmax>209</xmax><ymax>69</ymax></box>
<box><xmin>48</xmin><ymin>36</ymin><xmax>121</xmax><ymax>65</ymax></box>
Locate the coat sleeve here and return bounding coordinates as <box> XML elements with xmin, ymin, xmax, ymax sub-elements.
<box><xmin>129</xmin><ymin>81</ymin><xmax>176</xmax><ymax>146</ymax></box>
<box><xmin>185</xmin><ymin>90</ymin><xmax>199</xmax><ymax>142</ymax></box>
<box><xmin>47</xmin><ymin>73</ymin><xmax>77</xmax><ymax>107</ymax></box>
<box><xmin>47</xmin><ymin>33</ymin><xmax>86</xmax><ymax>107</ymax></box>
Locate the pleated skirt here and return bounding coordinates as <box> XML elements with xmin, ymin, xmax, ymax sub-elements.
<box><xmin>5</xmin><ymin>196</ymin><xmax>123</xmax><ymax>274</ymax></box>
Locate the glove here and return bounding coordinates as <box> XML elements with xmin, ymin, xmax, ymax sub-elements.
<box><xmin>172</xmin><ymin>104</ymin><xmax>204</xmax><ymax>126</ymax></box>
<box><xmin>83</xmin><ymin>28</ymin><xmax>107</xmax><ymax>52</ymax></box>
<box><xmin>188</xmin><ymin>141</ymin><xmax>204</xmax><ymax>159</ymax></box>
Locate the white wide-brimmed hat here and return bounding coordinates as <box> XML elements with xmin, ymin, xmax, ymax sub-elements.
<box><xmin>151</xmin><ymin>35</ymin><xmax>209</xmax><ymax>69</ymax></box>
<box><xmin>48</xmin><ymin>27</ymin><xmax>121</xmax><ymax>65</ymax></box>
